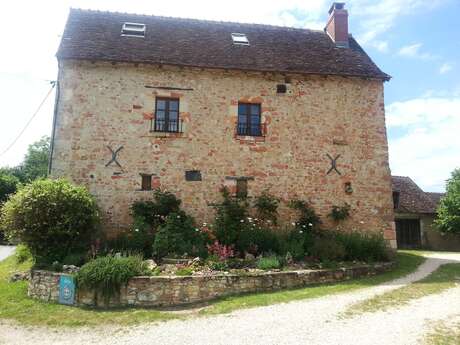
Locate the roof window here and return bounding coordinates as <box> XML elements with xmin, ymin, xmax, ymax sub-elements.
<box><xmin>121</xmin><ymin>22</ymin><xmax>146</xmax><ymax>37</ymax></box>
<box><xmin>231</xmin><ymin>33</ymin><xmax>249</xmax><ymax>45</ymax></box>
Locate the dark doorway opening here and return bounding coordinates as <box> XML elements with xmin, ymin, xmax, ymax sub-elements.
<box><xmin>395</xmin><ymin>218</ymin><xmax>421</xmax><ymax>249</ymax></box>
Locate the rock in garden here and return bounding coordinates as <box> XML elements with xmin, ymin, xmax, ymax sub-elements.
<box><xmin>9</xmin><ymin>271</ymin><xmax>30</xmax><ymax>282</ymax></box>
<box><xmin>62</xmin><ymin>265</ymin><xmax>80</xmax><ymax>274</ymax></box>
<box><xmin>244</xmin><ymin>253</ymin><xmax>255</xmax><ymax>261</ymax></box>
<box><xmin>144</xmin><ymin>259</ymin><xmax>157</xmax><ymax>270</ymax></box>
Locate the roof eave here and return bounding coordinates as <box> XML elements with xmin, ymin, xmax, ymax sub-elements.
<box><xmin>56</xmin><ymin>55</ymin><xmax>391</xmax><ymax>81</ymax></box>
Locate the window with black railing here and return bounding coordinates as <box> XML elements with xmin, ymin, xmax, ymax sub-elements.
<box><xmin>152</xmin><ymin>98</ymin><xmax>183</xmax><ymax>133</ymax></box>
<box><xmin>237</xmin><ymin>103</ymin><xmax>263</xmax><ymax>136</ymax></box>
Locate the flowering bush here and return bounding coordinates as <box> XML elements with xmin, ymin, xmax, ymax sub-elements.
<box><xmin>253</xmin><ymin>191</ymin><xmax>279</xmax><ymax>226</ymax></box>
<box><xmin>328</xmin><ymin>203</ymin><xmax>351</xmax><ymax>222</ymax></box>
<box><xmin>213</xmin><ymin>187</ymin><xmax>249</xmax><ymax>247</ymax></box>
<box><xmin>152</xmin><ymin>211</ymin><xmax>209</xmax><ymax>259</ymax></box>
<box><xmin>207</xmin><ymin>240</ymin><xmax>234</xmax><ymax>260</ymax></box>
<box><xmin>288</xmin><ymin>199</ymin><xmax>321</xmax><ymax>230</ymax></box>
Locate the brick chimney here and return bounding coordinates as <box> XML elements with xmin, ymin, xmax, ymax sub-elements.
<box><xmin>325</xmin><ymin>2</ymin><xmax>349</xmax><ymax>48</ymax></box>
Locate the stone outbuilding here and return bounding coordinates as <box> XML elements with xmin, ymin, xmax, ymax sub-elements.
<box><xmin>50</xmin><ymin>3</ymin><xmax>396</xmax><ymax>246</ymax></box>
<box><xmin>392</xmin><ymin>176</ymin><xmax>460</xmax><ymax>251</ymax></box>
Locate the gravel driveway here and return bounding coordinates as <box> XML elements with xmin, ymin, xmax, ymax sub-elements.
<box><xmin>0</xmin><ymin>246</ymin><xmax>15</xmax><ymax>262</ymax></box>
<box><xmin>1</xmin><ymin>252</ymin><xmax>459</xmax><ymax>345</ymax></box>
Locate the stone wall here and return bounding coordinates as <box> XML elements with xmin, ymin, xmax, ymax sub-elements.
<box><xmin>29</xmin><ymin>262</ymin><xmax>394</xmax><ymax>308</ymax></box>
<box><xmin>422</xmin><ymin>215</ymin><xmax>460</xmax><ymax>251</ymax></box>
<box><xmin>50</xmin><ymin>60</ymin><xmax>395</xmax><ymax>246</ymax></box>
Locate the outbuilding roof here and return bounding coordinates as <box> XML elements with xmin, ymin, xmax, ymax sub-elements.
<box><xmin>57</xmin><ymin>9</ymin><xmax>390</xmax><ymax>81</ymax></box>
<box><xmin>392</xmin><ymin>176</ymin><xmax>442</xmax><ymax>215</ymax></box>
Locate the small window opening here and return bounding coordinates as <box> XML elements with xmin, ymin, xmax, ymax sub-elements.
<box><xmin>231</xmin><ymin>33</ymin><xmax>249</xmax><ymax>45</ymax></box>
<box><xmin>236</xmin><ymin>179</ymin><xmax>248</xmax><ymax>198</ymax></box>
<box><xmin>121</xmin><ymin>22</ymin><xmax>146</xmax><ymax>37</ymax></box>
<box><xmin>393</xmin><ymin>191</ymin><xmax>400</xmax><ymax>209</ymax></box>
<box><xmin>276</xmin><ymin>84</ymin><xmax>287</xmax><ymax>94</ymax></box>
<box><xmin>185</xmin><ymin>170</ymin><xmax>202</xmax><ymax>181</ymax></box>
<box><xmin>141</xmin><ymin>174</ymin><xmax>152</xmax><ymax>191</ymax></box>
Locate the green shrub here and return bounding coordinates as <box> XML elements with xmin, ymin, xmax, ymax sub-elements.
<box><xmin>226</xmin><ymin>257</ymin><xmax>255</xmax><ymax>269</ymax></box>
<box><xmin>131</xmin><ymin>189</ymin><xmax>181</xmax><ymax>228</ymax></box>
<box><xmin>253</xmin><ymin>191</ymin><xmax>279</xmax><ymax>225</ymax></box>
<box><xmin>0</xmin><ymin>179</ymin><xmax>100</xmax><ymax>265</ymax></box>
<box><xmin>257</xmin><ymin>256</ymin><xmax>281</xmax><ymax>270</ymax></box>
<box><xmin>206</xmin><ymin>256</ymin><xmax>229</xmax><ymax>271</ymax></box>
<box><xmin>152</xmin><ymin>211</ymin><xmax>208</xmax><ymax>259</ymax></box>
<box><xmin>0</xmin><ymin>173</ymin><xmax>19</xmax><ymax>203</ymax></box>
<box><xmin>213</xmin><ymin>187</ymin><xmax>249</xmax><ymax>247</ymax></box>
<box><xmin>107</xmin><ymin>216</ymin><xmax>154</xmax><ymax>258</ymax></box>
<box><xmin>176</xmin><ymin>267</ymin><xmax>194</xmax><ymax>276</ymax></box>
<box><xmin>310</xmin><ymin>237</ymin><xmax>346</xmax><ymax>262</ymax></box>
<box><xmin>62</xmin><ymin>252</ymin><xmax>87</xmax><ymax>266</ymax></box>
<box><xmin>334</xmin><ymin>231</ymin><xmax>389</xmax><ymax>262</ymax></box>
<box><xmin>76</xmin><ymin>255</ymin><xmax>150</xmax><ymax>301</ymax></box>
<box><xmin>14</xmin><ymin>244</ymin><xmax>32</xmax><ymax>264</ymax></box>
<box><xmin>328</xmin><ymin>203</ymin><xmax>351</xmax><ymax>222</ymax></box>
<box><xmin>288</xmin><ymin>199</ymin><xmax>321</xmax><ymax>230</ymax></box>
<box><xmin>237</xmin><ymin>226</ymin><xmax>281</xmax><ymax>256</ymax></box>
<box><xmin>278</xmin><ymin>228</ymin><xmax>315</xmax><ymax>260</ymax></box>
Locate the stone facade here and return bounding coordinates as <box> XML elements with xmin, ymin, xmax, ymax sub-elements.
<box><xmin>50</xmin><ymin>60</ymin><xmax>395</xmax><ymax>246</ymax></box>
<box><xmin>29</xmin><ymin>262</ymin><xmax>394</xmax><ymax>308</ymax></box>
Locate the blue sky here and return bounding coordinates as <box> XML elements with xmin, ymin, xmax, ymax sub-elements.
<box><xmin>0</xmin><ymin>0</ymin><xmax>458</xmax><ymax>191</ymax></box>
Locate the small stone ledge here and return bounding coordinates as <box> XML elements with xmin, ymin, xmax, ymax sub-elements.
<box><xmin>28</xmin><ymin>262</ymin><xmax>395</xmax><ymax>308</ymax></box>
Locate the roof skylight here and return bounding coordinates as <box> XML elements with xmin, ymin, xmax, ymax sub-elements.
<box><xmin>231</xmin><ymin>33</ymin><xmax>249</xmax><ymax>45</ymax></box>
<box><xmin>121</xmin><ymin>22</ymin><xmax>146</xmax><ymax>37</ymax></box>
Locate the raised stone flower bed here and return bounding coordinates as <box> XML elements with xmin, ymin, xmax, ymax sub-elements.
<box><xmin>28</xmin><ymin>262</ymin><xmax>394</xmax><ymax>308</ymax></box>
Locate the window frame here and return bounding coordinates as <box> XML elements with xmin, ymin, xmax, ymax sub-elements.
<box><xmin>231</xmin><ymin>33</ymin><xmax>250</xmax><ymax>45</ymax></box>
<box><xmin>393</xmin><ymin>191</ymin><xmax>400</xmax><ymax>209</ymax></box>
<box><xmin>121</xmin><ymin>22</ymin><xmax>146</xmax><ymax>37</ymax></box>
<box><xmin>236</xmin><ymin>179</ymin><xmax>248</xmax><ymax>198</ymax></box>
<box><xmin>141</xmin><ymin>174</ymin><xmax>152</xmax><ymax>191</ymax></box>
<box><xmin>152</xmin><ymin>97</ymin><xmax>181</xmax><ymax>133</ymax></box>
<box><xmin>237</xmin><ymin>102</ymin><xmax>262</xmax><ymax>137</ymax></box>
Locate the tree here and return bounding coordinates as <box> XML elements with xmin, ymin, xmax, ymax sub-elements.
<box><xmin>0</xmin><ymin>136</ymin><xmax>50</xmax><ymax>184</ymax></box>
<box><xmin>21</xmin><ymin>136</ymin><xmax>50</xmax><ymax>182</ymax></box>
<box><xmin>435</xmin><ymin>169</ymin><xmax>460</xmax><ymax>234</ymax></box>
<box><xmin>0</xmin><ymin>173</ymin><xmax>19</xmax><ymax>203</ymax></box>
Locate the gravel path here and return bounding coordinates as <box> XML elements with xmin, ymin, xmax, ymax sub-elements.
<box><xmin>1</xmin><ymin>252</ymin><xmax>459</xmax><ymax>345</ymax></box>
<box><xmin>0</xmin><ymin>246</ymin><xmax>15</xmax><ymax>262</ymax></box>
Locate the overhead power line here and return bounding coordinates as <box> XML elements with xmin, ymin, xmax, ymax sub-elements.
<box><xmin>0</xmin><ymin>81</ymin><xmax>56</xmax><ymax>159</ymax></box>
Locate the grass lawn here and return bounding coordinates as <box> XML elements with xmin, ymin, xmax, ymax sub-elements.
<box><xmin>343</xmin><ymin>262</ymin><xmax>460</xmax><ymax>317</ymax></box>
<box><xmin>0</xmin><ymin>250</ymin><xmax>426</xmax><ymax>327</ymax></box>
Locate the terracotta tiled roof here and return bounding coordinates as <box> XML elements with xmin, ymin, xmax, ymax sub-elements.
<box><xmin>392</xmin><ymin>176</ymin><xmax>438</xmax><ymax>214</ymax></box>
<box><xmin>426</xmin><ymin>192</ymin><xmax>445</xmax><ymax>207</ymax></box>
<box><xmin>57</xmin><ymin>9</ymin><xmax>390</xmax><ymax>81</ymax></box>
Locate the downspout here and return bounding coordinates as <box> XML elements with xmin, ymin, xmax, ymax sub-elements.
<box><xmin>48</xmin><ymin>60</ymin><xmax>62</xmax><ymax>176</ymax></box>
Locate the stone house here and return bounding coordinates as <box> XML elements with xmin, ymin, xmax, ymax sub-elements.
<box><xmin>50</xmin><ymin>3</ymin><xmax>396</xmax><ymax>247</ymax></box>
<box><xmin>392</xmin><ymin>176</ymin><xmax>460</xmax><ymax>251</ymax></box>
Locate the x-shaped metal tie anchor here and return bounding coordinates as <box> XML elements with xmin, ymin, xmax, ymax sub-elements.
<box><xmin>326</xmin><ymin>153</ymin><xmax>341</xmax><ymax>175</ymax></box>
<box><xmin>106</xmin><ymin>146</ymin><xmax>124</xmax><ymax>168</ymax></box>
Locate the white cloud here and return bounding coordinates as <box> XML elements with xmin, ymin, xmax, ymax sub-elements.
<box><xmin>439</xmin><ymin>62</ymin><xmax>453</xmax><ymax>74</ymax></box>
<box><xmin>397</xmin><ymin>42</ymin><xmax>436</xmax><ymax>59</ymax></box>
<box><xmin>351</xmin><ymin>0</ymin><xmax>446</xmax><ymax>50</ymax></box>
<box><xmin>386</xmin><ymin>96</ymin><xmax>460</xmax><ymax>192</ymax></box>
<box><xmin>372</xmin><ymin>41</ymin><xmax>389</xmax><ymax>53</ymax></box>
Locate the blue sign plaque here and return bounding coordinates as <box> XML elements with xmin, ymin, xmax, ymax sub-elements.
<box><xmin>59</xmin><ymin>275</ymin><xmax>75</xmax><ymax>305</ymax></box>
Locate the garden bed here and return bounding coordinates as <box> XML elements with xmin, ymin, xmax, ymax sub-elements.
<box><xmin>28</xmin><ymin>262</ymin><xmax>394</xmax><ymax>308</ymax></box>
